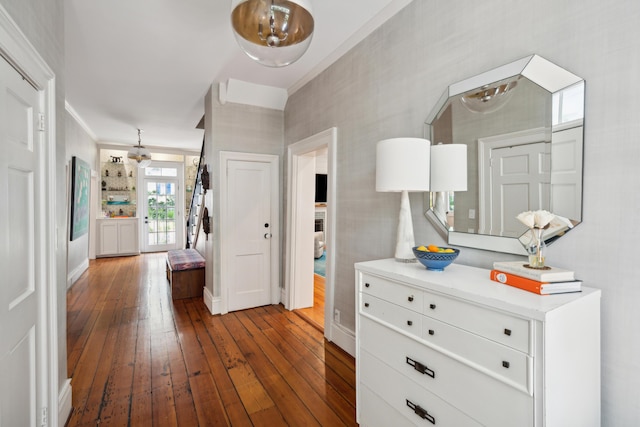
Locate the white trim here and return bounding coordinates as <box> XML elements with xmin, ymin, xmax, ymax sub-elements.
<box><xmin>203</xmin><ymin>286</ymin><xmax>220</xmax><ymax>315</ymax></box>
<box><xmin>285</xmin><ymin>128</ymin><xmax>337</xmax><ymax>343</ymax></box>
<box><xmin>0</xmin><ymin>4</ymin><xmax>61</xmax><ymax>426</ymax></box>
<box><xmin>329</xmin><ymin>323</ymin><xmax>355</xmax><ymax>358</ymax></box>
<box><xmin>67</xmin><ymin>258</ymin><xmax>89</xmax><ymax>287</ymax></box>
<box><xmin>65</xmin><ymin>101</ymin><xmax>97</xmax><ymax>141</ymax></box>
<box><xmin>219</xmin><ymin>151</ymin><xmax>280</xmax><ymax>315</ymax></box>
<box><xmin>58</xmin><ymin>378</ymin><xmax>72</xmax><ymax>425</ymax></box>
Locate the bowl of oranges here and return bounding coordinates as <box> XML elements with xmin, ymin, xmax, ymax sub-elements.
<box><xmin>413</xmin><ymin>244</ymin><xmax>460</xmax><ymax>271</ymax></box>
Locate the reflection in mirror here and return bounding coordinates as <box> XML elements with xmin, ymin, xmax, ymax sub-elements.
<box><xmin>424</xmin><ymin>55</ymin><xmax>585</xmax><ymax>254</ymax></box>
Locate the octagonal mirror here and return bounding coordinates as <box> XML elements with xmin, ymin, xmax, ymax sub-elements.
<box><xmin>424</xmin><ymin>55</ymin><xmax>585</xmax><ymax>254</ymax></box>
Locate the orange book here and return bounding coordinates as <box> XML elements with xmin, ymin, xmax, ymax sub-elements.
<box><xmin>490</xmin><ymin>270</ymin><xmax>581</xmax><ymax>295</ymax></box>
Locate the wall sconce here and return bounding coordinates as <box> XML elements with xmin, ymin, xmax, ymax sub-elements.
<box><xmin>376</xmin><ymin>138</ymin><xmax>431</xmax><ymax>262</ymax></box>
<box><xmin>201</xmin><ymin>164</ymin><xmax>210</xmax><ymax>194</ymax></box>
<box><xmin>230</xmin><ymin>0</ymin><xmax>314</xmax><ymax>67</ymax></box>
<box><xmin>430</xmin><ymin>143</ymin><xmax>467</xmax><ymax>225</ymax></box>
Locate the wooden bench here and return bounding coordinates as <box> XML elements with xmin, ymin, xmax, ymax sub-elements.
<box><xmin>166</xmin><ymin>249</ymin><xmax>205</xmax><ymax>300</ymax></box>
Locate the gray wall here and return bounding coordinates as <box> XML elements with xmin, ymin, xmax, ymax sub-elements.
<box><xmin>204</xmin><ymin>84</ymin><xmax>284</xmax><ymax>298</ymax></box>
<box><xmin>0</xmin><ymin>0</ymin><xmax>68</xmax><ymax>393</ymax></box>
<box><xmin>66</xmin><ymin>111</ymin><xmax>97</xmax><ymax>287</ymax></box>
<box><xmin>285</xmin><ymin>0</ymin><xmax>639</xmax><ymax>424</ymax></box>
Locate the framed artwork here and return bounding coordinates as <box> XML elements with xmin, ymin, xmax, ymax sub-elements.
<box><xmin>70</xmin><ymin>156</ymin><xmax>90</xmax><ymax>241</ymax></box>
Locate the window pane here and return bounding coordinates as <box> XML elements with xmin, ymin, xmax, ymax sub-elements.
<box><xmin>162</xmin><ymin>168</ymin><xmax>178</xmax><ymax>177</ymax></box>
<box><xmin>145</xmin><ymin>168</ymin><xmax>161</xmax><ymax>176</ymax></box>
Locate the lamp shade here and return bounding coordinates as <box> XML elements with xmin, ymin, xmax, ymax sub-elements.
<box><xmin>376</xmin><ymin>138</ymin><xmax>431</xmax><ymax>192</ymax></box>
<box><xmin>231</xmin><ymin>0</ymin><xmax>314</xmax><ymax>67</ymax></box>
<box><xmin>430</xmin><ymin>143</ymin><xmax>467</xmax><ymax>192</ymax></box>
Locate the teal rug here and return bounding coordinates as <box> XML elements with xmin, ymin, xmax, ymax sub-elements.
<box><xmin>314</xmin><ymin>251</ymin><xmax>326</xmax><ymax>277</ymax></box>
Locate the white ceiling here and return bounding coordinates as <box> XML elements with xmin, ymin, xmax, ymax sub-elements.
<box><xmin>65</xmin><ymin>0</ymin><xmax>411</xmax><ymax>151</ymax></box>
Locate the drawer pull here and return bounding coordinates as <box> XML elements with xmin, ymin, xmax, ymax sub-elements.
<box><xmin>408</xmin><ymin>295</ymin><xmax>414</xmax><ymax>302</ymax></box>
<box><xmin>365</xmin><ymin>283</ymin><xmax>370</xmax><ymax>288</ymax></box>
<box><xmin>406</xmin><ymin>399</ymin><xmax>436</xmax><ymax>424</ymax></box>
<box><xmin>406</xmin><ymin>357</ymin><xmax>435</xmax><ymax>378</ymax></box>
<box><xmin>429</xmin><ymin>303</ymin><xmax>436</xmax><ymax>310</ymax></box>
<box><xmin>502</xmin><ymin>361</ymin><xmax>510</xmax><ymax>369</ymax></box>
<box><xmin>407</xmin><ymin>320</ymin><xmax>413</xmax><ymax>326</ymax></box>
<box><xmin>428</xmin><ymin>329</ymin><xmax>435</xmax><ymax>335</ymax></box>
<box><xmin>364</xmin><ymin>302</ymin><xmax>370</xmax><ymax>308</ymax></box>
<box><xmin>504</xmin><ymin>328</ymin><xmax>512</xmax><ymax>336</ymax></box>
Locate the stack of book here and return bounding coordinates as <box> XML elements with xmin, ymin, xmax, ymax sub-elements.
<box><xmin>490</xmin><ymin>261</ymin><xmax>581</xmax><ymax>295</ymax></box>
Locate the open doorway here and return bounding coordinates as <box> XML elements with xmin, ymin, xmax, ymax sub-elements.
<box><xmin>285</xmin><ymin>128</ymin><xmax>336</xmax><ymax>339</ymax></box>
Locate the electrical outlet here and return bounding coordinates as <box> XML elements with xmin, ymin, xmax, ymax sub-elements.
<box><xmin>334</xmin><ymin>309</ymin><xmax>341</xmax><ymax>324</ymax></box>
<box><xmin>468</xmin><ymin>209</ymin><xmax>476</xmax><ymax>219</ymax></box>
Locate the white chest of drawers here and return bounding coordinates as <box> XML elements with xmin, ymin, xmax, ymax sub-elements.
<box><xmin>355</xmin><ymin>259</ymin><xmax>601</xmax><ymax>427</ymax></box>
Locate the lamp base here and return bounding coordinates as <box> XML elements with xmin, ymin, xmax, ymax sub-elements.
<box><xmin>394</xmin><ymin>190</ymin><xmax>417</xmax><ymax>262</ymax></box>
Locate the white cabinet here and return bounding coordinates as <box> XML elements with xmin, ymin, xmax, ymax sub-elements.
<box><xmin>355</xmin><ymin>259</ymin><xmax>601</xmax><ymax>427</ymax></box>
<box><xmin>97</xmin><ymin>218</ymin><xmax>139</xmax><ymax>257</ymax></box>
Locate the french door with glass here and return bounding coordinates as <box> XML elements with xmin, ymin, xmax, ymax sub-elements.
<box><xmin>142</xmin><ymin>174</ymin><xmax>182</xmax><ymax>252</ymax></box>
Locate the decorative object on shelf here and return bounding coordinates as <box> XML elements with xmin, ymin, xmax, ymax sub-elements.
<box><xmin>413</xmin><ymin>246</ymin><xmax>460</xmax><ymax>271</ymax></box>
<box><xmin>101</xmin><ymin>180</ymin><xmax>106</xmax><ymax>190</ymax></box>
<box><xmin>516</xmin><ymin>210</ymin><xmax>555</xmax><ymax>269</ymax></box>
<box><xmin>105</xmin><ymin>169</ymin><xmax>109</xmax><ymax>177</ymax></box>
<box><xmin>127</xmin><ymin>128</ymin><xmax>152</xmax><ymax>168</ymax></box>
<box><xmin>70</xmin><ymin>156</ymin><xmax>91</xmax><ymax>241</ymax></box>
<box><xmin>129</xmin><ymin>170</ymin><xmax>133</xmax><ymax>177</ymax></box>
<box><xmin>230</xmin><ymin>0</ymin><xmax>314</xmax><ymax>67</ymax></box>
<box><xmin>110</xmin><ymin>155</ymin><xmax>123</xmax><ymax>163</ymax></box>
<box><xmin>429</xmin><ymin>143</ymin><xmax>467</xmax><ymax>226</ymax></box>
<box><xmin>376</xmin><ymin>138</ymin><xmax>431</xmax><ymax>262</ymax></box>
<box><xmin>117</xmin><ymin>170</ymin><xmax>122</xmax><ymax>177</ymax></box>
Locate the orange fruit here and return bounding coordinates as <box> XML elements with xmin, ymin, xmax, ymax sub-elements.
<box><xmin>427</xmin><ymin>244</ymin><xmax>440</xmax><ymax>252</ymax></box>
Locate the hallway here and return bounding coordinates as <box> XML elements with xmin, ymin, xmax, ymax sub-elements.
<box><xmin>65</xmin><ymin>253</ymin><xmax>356</xmax><ymax>426</ymax></box>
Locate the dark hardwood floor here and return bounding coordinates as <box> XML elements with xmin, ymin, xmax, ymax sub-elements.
<box><xmin>66</xmin><ymin>253</ymin><xmax>356</xmax><ymax>426</ymax></box>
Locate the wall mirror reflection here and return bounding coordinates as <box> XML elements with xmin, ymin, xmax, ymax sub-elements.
<box><xmin>424</xmin><ymin>55</ymin><xmax>585</xmax><ymax>254</ymax></box>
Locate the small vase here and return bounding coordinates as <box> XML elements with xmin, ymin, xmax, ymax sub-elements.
<box><xmin>526</xmin><ymin>227</ymin><xmax>546</xmax><ymax>269</ymax></box>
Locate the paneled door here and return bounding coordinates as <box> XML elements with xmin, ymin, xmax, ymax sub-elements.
<box><xmin>221</xmin><ymin>152</ymin><xmax>279</xmax><ymax>313</ymax></box>
<box><xmin>0</xmin><ymin>55</ymin><xmax>45</xmax><ymax>426</ymax></box>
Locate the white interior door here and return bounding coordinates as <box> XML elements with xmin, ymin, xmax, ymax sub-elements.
<box><xmin>490</xmin><ymin>142</ymin><xmax>550</xmax><ymax>236</ymax></box>
<box><xmin>222</xmin><ymin>153</ymin><xmax>278</xmax><ymax>313</ymax></box>
<box><xmin>0</xmin><ymin>55</ymin><xmax>44</xmax><ymax>426</ymax></box>
<box><xmin>550</xmin><ymin>126</ymin><xmax>583</xmax><ymax>220</ymax></box>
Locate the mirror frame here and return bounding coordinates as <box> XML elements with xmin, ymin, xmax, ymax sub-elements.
<box><xmin>424</xmin><ymin>55</ymin><xmax>584</xmax><ymax>254</ymax></box>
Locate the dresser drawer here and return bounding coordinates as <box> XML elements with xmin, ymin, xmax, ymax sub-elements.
<box><xmin>359</xmin><ymin>385</ymin><xmax>418</xmax><ymax>427</ymax></box>
<box><xmin>360</xmin><ymin>293</ymin><xmax>422</xmax><ymax>337</ymax></box>
<box><xmin>360</xmin><ymin>273</ymin><xmax>423</xmax><ymax>313</ymax></box>
<box><xmin>359</xmin><ymin>316</ymin><xmax>533</xmax><ymax>427</ymax></box>
<box><xmin>421</xmin><ymin>315</ymin><xmax>532</xmax><ymax>393</ymax></box>
<box><xmin>360</xmin><ymin>349</ymin><xmax>483</xmax><ymax>427</ymax></box>
<box><xmin>423</xmin><ymin>291</ymin><xmax>530</xmax><ymax>353</ymax></box>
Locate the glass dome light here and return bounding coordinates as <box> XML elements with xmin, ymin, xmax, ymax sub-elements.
<box><xmin>231</xmin><ymin>0</ymin><xmax>314</xmax><ymax>67</ymax></box>
<box><xmin>127</xmin><ymin>128</ymin><xmax>152</xmax><ymax>168</ymax></box>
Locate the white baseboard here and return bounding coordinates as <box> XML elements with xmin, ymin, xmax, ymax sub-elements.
<box><xmin>58</xmin><ymin>378</ymin><xmax>72</xmax><ymax>425</ymax></box>
<box><xmin>203</xmin><ymin>287</ymin><xmax>220</xmax><ymax>315</ymax></box>
<box><xmin>329</xmin><ymin>322</ymin><xmax>356</xmax><ymax>357</ymax></box>
<box><xmin>67</xmin><ymin>259</ymin><xmax>89</xmax><ymax>288</ymax></box>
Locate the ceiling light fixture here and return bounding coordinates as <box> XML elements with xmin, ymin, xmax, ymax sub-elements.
<box><xmin>460</xmin><ymin>77</ymin><xmax>518</xmax><ymax>114</ymax></box>
<box><xmin>127</xmin><ymin>128</ymin><xmax>152</xmax><ymax>168</ymax></box>
<box><xmin>231</xmin><ymin>0</ymin><xmax>314</xmax><ymax>67</ymax></box>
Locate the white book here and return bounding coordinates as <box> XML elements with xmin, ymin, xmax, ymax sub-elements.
<box><xmin>492</xmin><ymin>261</ymin><xmax>575</xmax><ymax>282</ymax></box>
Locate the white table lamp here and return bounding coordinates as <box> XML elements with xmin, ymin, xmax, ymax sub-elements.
<box><xmin>376</xmin><ymin>138</ymin><xmax>431</xmax><ymax>262</ymax></box>
<box><xmin>430</xmin><ymin>143</ymin><xmax>467</xmax><ymax>224</ymax></box>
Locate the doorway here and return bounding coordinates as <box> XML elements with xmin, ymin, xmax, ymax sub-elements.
<box><xmin>285</xmin><ymin>128</ymin><xmax>336</xmax><ymax>340</ymax></box>
<box><xmin>140</xmin><ymin>162</ymin><xmax>184</xmax><ymax>252</ymax></box>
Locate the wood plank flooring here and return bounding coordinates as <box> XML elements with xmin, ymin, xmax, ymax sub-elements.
<box><xmin>293</xmin><ymin>274</ymin><xmax>325</xmax><ymax>331</ymax></box>
<box><xmin>66</xmin><ymin>253</ymin><xmax>356</xmax><ymax>426</ymax></box>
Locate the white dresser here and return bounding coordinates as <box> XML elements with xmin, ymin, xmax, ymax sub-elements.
<box><xmin>355</xmin><ymin>259</ymin><xmax>601</xmax><ymax>427</ymax></box>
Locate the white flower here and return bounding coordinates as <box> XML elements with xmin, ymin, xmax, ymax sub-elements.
<box><xmin>517</xmin><ymin>210</ymin><xmax>555</xmax><ymax>229</ymax></box>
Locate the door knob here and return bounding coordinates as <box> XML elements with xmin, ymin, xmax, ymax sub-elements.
<box><xmin>264</xmin><ymin>233</ymin><xmax>272</xmax><ymax>239</ymax></box>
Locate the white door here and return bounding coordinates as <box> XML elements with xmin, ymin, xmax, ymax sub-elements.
<box><xmin>550</xmin><ymin>126</ymin><xmax>583</xmax><ymax>220</ymax></box>
<box><xmin>0</xmin><ymin>56</ymin><xmax>45</xmax><ymax>426</ymax></box>
<box><xmin>490</xmin><ymin>142</ymin><xmax>550</xmax><ymax>237</ymax></box>
<box><xmin>142</xmin><ymin>177</ymin><xmax>181</xmax><ymax>252</ymax></box>
<box><xmin>222</xmin><ymin>154</ymin><xmax>278</xmax><ymax>313</ymax></box>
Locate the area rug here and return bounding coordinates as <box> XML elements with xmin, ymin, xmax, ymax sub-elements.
<box><xmin>314</xmin><ymin>251</ymin><xmax>326</xmax><ymax>277</ymax></box>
